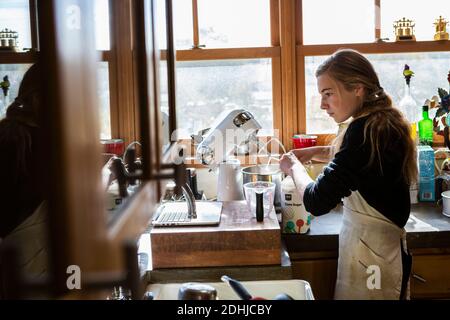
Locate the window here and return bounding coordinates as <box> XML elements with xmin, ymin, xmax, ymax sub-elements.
<box><xmin>0</xmin><ymin>0</ymin><xmax>113</xmax><ymax>139</ymax></box>
<box><xmin>97</xmin><ymin>61</ymin><xmax>111</xmax><ymax>139</ymax></box>
<box><xmin>167</xmin><ymin>0</ymin><xmax>276</xmax><ymax>140</ymax></box>
<box><xmin>172</xmin><ymin>0</ymin><xmax>191</xmax><ymax>49</ymax></box>
<box><xmin>94</xmin><ymin>0</ymin><xmax>112</xmax><ymax>139</ymax></box>
<box><xmin>300</xmin><ymin>0</ymin><xmax>450</xmax><ymax>138</ymax></box>
<box><xmin>197</xmin><ymin>0</ymin><xmax>271</xmax><ymax>48</ymax></box>
<box><xmin>381</xmin><ymin>0</ymin><xmax>450</xmax><ymax>42</ymax></box>
<box><xmin>0</xmin><ymin>0</ymin><xmax>32</xmax><ymax>51</ymax></box>
<box><xmin>0</xmin><ymin>63</ymin><xmax>32</xmax><ymax>117</ymax></box>
<box><xmin>305</xmin><ymin>52</ymin><xmax>450</xmax><ymax>134</ymax></box>
<box><xmin>302</xmin><ymin>0</ymin><xmax>374</xmax><ymax>45</ymax></box>
<box><xmin>174</xmin><ymin>59</ymin><xmax>273</xmax><ymax>137</ymax></box>
<box><xmin>94</xmin><ymin>0</ymin><xmax>110</xmax><ymax>51</ymax></box>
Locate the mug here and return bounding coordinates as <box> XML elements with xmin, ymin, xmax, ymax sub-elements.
<box><xmin>441</xmin><ymin>191</ymin><xmax>450</xmax><ymax>217</ymax></box>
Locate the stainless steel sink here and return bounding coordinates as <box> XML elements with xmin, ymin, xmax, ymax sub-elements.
<box><xmin>147</xmin><ymin>279</ymin><xmax>314</xmax><ymax>300</ymax></box>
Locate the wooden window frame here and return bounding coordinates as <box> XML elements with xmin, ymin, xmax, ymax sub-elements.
<box><xmin>169</xmin><ymin>0</ymin><xmax>286</xmax><ymax>168</ymax></box>
<box><xmin>1</xmin><ymin>0</ymin><xmax>39</xmax><ymax>63</ymax></box>
<box><xmin>295</xmin><ymin>0</ymin><xmax>450</xmax><ymax>146</ymax></box>
<box><xmin>1</xmin><ymin>0</ymin><xmax>122</xmax><ymax>144</ymax></box>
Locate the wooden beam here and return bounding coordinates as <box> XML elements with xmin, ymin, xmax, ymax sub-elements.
<box><xmin>298</xmin><ymin>40</ymin><xmax>450</xmax><ymax>56</ymax></box>
<box><xmin>375</xmin><ymin>0</ymin><xmax>381</xmax><ymax>41</ymax></box>
<box><xmin>192</xmin><ymin>0</ymin><xmax>200</xmax><ymax>48</ymax></box>
<box><xmin>0</xmin><ymin>52</ymin><xmax>38</xmax><ymax>64</ymax></box>
<box><xmin>279</xmin><ymin>0</ymin><xmax>298</xmax><ymax>150</ymax></box>
<box><xmin>100</xmin><ymin>50</ymin><xmax>111</xmax><ymax>61</ymax></box>
<box><xmin>271</xmin><ymin>0</ymin><xmax>282</xmax><ymax>141</ymax></box>
<box><xmin>29</xmin><ymin>0</ymin><xmax>39</xmax><ymax>50</ymax></box>
<box><xmin>175</xmin><ymin>46</ymin><xmax>280</xmax><ymax>61</ymax></box>
<box><xmin>109</xmin><ymin>0</ymin><xmax>137</xmax><ymax>146</ymax></box>
<box><xmin>296</xmin><ymin>0</ymin><xmax>306</xmax><ymax>134</ymax></box>
<box><xmin>270</xmin><ymin>0</ymin><xmax>280</xmax><ymax>46</ymax></box>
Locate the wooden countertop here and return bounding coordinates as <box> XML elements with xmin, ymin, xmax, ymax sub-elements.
<box><xmin>283</xmin><ymin>202</ymin><xmax>450</xmax><ymax>253</ymax></box>
<box><xmin>139</xmin><ymin>201</ymin><xmax>291</xmax><ymax>283</ymax></box>
<box><xmin>137</xmin><ymin>202</ymin><xmax>450</xmax><ymax>282</ymax></box>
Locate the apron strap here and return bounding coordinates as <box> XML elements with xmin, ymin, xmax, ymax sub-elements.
<box><xmin>399</xmin><ymin>238</ymin><xmax>412</xmax><ymax>300</ymax></box>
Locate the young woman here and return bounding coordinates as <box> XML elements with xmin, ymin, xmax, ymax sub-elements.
<box><xmin>0</xmin><ymin>64</ymin><xmax>48</xmax><ymax>278</ymax></box>
<box><xmin>280</xmin><ymin>49</ymin><xmax>417</xmax><ymax>300</ymax></box>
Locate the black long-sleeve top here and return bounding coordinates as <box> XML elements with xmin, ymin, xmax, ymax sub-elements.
<box><xmin>0</xmin><ymin>119</ymin><xmax>42</xmax><ymax>238</ymax></box>
<box><xmin>303</xmin><ymin>115</ymin><xmax>411</xmax><ymax>228</ymax></box>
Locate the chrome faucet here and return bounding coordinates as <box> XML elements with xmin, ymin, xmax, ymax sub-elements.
<box><xmin>181</xmin><ymin>183</ymin><xmax>197</xmax><ymax>219</ymax></box>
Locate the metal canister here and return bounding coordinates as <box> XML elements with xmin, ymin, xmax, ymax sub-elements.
<box><xmin>242</xmin><ymin>164</ymin><xmax>283</xmax><ymax>212</ymax></box>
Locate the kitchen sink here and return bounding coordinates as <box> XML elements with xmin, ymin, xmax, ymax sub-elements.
<box><xmin>147</xmin><ymin>279</ymin><xmax>314</xmax><ymax>300</ymax></box>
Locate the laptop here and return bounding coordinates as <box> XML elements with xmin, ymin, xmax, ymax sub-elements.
<box><xmin>152</xmin><ymin>201</ymin><xmax>223</xmax><ymax>227</ymax></box>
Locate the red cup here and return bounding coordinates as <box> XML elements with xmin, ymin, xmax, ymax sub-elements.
<box><xmin>101</xmin><ymin>139</ymin><xmax>125</xmax><ymax>156</ymax></box>
<box><xmin>293</xmin><ymin>135</ymin><xmax>317</xmax><ymax>149</ymax></box>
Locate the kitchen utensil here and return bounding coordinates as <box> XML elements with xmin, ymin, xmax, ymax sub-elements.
<box><xmin>243</xmin><ymin>182</ymin><xmax>275</xmax><ymax>221</ymax></box>
<box><xmin>242</xmin><ymin>164</ymin><xmax>282</xmax><ymax>211</ymax></box>
<box><xmin>220</xmin><ymin>275</ymin><xmax>253</xmax><ymax>300</ymax></box>
<box><xmin>177</xmin><ymin>282</ymin><xmax>218</xmax><ymax>300</ymax></box>
<box><xmin>274</xmin><ymin>293</ymin><xmax>295</xmax><ymax>300</ymax></box>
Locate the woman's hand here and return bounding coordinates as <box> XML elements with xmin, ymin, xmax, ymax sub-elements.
<box><xmin>280</xmin><ymin>152</ymin><xmax>314</xmax><ymax>197</ymax></box>
<box><xmin>280</xmin><ymin>152</ymin><xmax>303</xmax><ymax>176</ymax></box>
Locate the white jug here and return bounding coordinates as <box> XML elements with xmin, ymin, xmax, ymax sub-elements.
<box><xmin>217</xmin><ymin>159</ymin><xmax>244</xmax><ymax>201</ymax></box>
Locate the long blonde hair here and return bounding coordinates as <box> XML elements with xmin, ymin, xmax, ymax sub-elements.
<box><xmin>316</xmin><ymin>49</ymin><xmax>418</xmax><ymax>185</ymax></box>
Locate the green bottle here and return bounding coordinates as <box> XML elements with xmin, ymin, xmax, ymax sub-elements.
<box><xmin>418</xmin><ymin>105</ymin><xmax>433</xmax><ymax>146</ymax></box>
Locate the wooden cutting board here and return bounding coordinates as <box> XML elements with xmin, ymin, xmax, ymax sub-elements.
<box><xmin>150</xmin><ymin>201</ymin><xmax>281</xmax><ymax>269</ymax></box>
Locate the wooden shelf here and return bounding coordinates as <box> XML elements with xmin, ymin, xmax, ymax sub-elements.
<box><xmin>0</xmin><ymin>51</ymin><xmax>38</xmax><ymax>64</ymax></box>
<box><xmin>298</xmin><ymin>40</ymin><xmax>450</xmax><ymax>56</ymax></box>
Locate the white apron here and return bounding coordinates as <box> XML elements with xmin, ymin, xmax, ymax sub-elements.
<box><xmin>334</xmin><ymin>191</ymin><xmax>410</xmax><ymax>300</ymax></box>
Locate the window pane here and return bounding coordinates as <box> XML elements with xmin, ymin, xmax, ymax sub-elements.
<box><xmin>173</xmin><ymin>59</ymin><xmax>273</xmax><ymax>137</ymax></box>
<box><xmin>381</xmin><ymin>0</ymin><xmax>450</xmax><ymax>42</ymax></box>
<box><xmin>0</xmin><ymin>64</ymin><xmax>32</xmax><ymax>118</ymax></box>
<box><xmin>197</xmin><ymin>0</ymin><xmax>270</xmax><ymax>48</ymax></box>
<box><xmin>94</xmin><ymin>0</ymin><xmax>110</xmax><ymax>50</ymax></box>
<box><xmin>155</xmin><ymin>0</ymin><xmax>167</xmax><ymax>50</ymax></box>
<box><xmin>302</xmin><ymin>0</ymin><xmax>375</xmax><ymax>45</ymax></box>
<box><xmin>305</xmin><ymin>52</ymin><xmax>450</xmax><ymax>134</ymax></box>
<box><xmin>173</xmin><ymin>0</ymin><xmax>193</xmax><ymax>49</ymax></box>
<box><xmin>98</xmin><ymin>62</ymin><xmax>111</xmax><ymax>139</ymax></box>
<box><xmin>0</xmin><ymin>0</ymin><xmax>32</xmax><ymax>51</ymax></box>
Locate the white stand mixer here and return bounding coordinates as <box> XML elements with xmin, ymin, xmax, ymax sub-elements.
<box><xmin>196</xmin><ymin>109</ymin><xmax>262</xmax><ymax>201</ymax></box>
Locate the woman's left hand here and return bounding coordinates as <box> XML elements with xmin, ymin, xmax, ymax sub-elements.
<box><xmin>280</xmin><ymin>152</ymin><xmax>303</xmax><ymax>176</ymax></box>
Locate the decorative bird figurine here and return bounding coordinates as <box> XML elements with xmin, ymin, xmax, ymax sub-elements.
<box><xmin>403</xmin><ymin>64</ymin><xmax>415</xmax><ymax>86</ymax></box>
<box><xmin>0</xmin><ymin>75</ymin><xmax>10</xmax><ymax>97</ymax></box>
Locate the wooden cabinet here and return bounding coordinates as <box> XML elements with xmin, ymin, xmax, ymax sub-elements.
<box><xmin>410</xmin><ymin>252</ymin><xmax>450</xmax><ymax>299</ymax></box>
<box><xmin>291</xmin><ymin>259</ymin><xmax>337</xmax><ymax>300</ymax></box>
<box><xmin>289</xmin><ymin>251</ymin><xmax>338</xmax><ymax>300</ymax></box>
<box><xmin>290</xmin><ymin>249</ymin><xmax>450</xmax><ymax>300</ymax></box>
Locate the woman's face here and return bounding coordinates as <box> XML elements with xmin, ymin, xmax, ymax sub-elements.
<box><xmin>317</xmin><ymin>73</ymin><xmax>363</xmax><ymax>123</ymax></box>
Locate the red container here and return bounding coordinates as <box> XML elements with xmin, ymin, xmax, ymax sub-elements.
<box><xmin>101</xmin><ymin>139</ymin><xmax>125</xmax><ymax>156</ymax></box>
<box><xmin>292</xmin><ymin>135</ymin><xmax>317</xmax><ymax>149</ymax></box>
